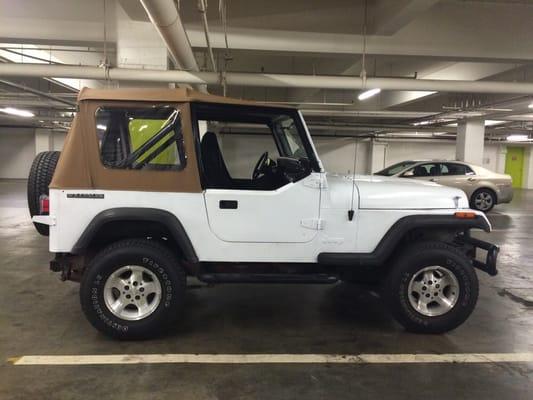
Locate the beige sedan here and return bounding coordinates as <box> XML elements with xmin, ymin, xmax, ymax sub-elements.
<box><xmin>375</xmin><ymin>160</ymin><xmax>513</xmax><ymax>212</ymax></box>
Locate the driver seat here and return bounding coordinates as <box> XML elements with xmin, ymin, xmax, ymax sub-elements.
<box><xmin>201</xmin><ymin>131</ymin><xmax>233</xmax><ymax>189</ymax></box>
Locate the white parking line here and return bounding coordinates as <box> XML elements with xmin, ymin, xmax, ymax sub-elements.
<box><xmin>9</xmin><ymin>353</ymin><xmax>533</xmax><ymax>366</ymax></box>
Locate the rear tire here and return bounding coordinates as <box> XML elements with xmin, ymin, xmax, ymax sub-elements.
<box><xmin>470</xmin><ymin>188</ymin><xmax>496</xmax><ymax>212</ymax></box>
<box><xmin>27</xmin><ymin>151</ymin><xmax>60</xmax><ymax>236</ymax></box>
<box><xmin>80</xmin><ymin>239</ymin><xmax>186</xmax><ymax>340</ymax></box>
<box><xmin>382</xmin><ymin>241</ymin><xmax>478</xmax><ymax>334</ymax></box>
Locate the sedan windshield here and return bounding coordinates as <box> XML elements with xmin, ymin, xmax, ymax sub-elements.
<box><xmin>375</xmin><ymin>161</ymin><xmax>417</xmax><ymax>176</ymax></box>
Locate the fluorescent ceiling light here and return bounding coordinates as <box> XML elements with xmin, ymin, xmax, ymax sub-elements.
<box><xmin>528</xmin><ymin>103</ymin><xmax>533</xmax><ymax>109</ymax></box>
<box><xmin>358</xmin><ymin>88</ymin><xmax>381</xmax><ymax>101</ymax></box>
<box><xmin>96</xmin><ymin>124</ymin><xmax>107</xmax><ymax>130</ymax></box>
<box><xmin>0</xmin><ymin>107</ymin><xmax>35</xmax><ymax>117</ymax></box>
<box><xmin>507</xmin><ymin>134</ymin><xmax>529</xmax><ymax>142</ymax></box>
<box><xmin>413</xmin><ymin>120</ymin><xmax>433</xmax><ymax>126</ymax></box>
<box><xmin>485</xmin><ymin>120</ymin><xmax>506</xmax><ymax>126</ymax></box>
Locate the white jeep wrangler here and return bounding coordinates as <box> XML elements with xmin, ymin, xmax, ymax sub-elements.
<box><xmin>28</xmin><ymin>88</ymin><xmax>499</xmax><ymax>339</ymax></box>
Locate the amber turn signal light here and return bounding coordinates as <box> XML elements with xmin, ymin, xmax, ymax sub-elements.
<box><xmin>454</xmin><ymin>211</ymin><xmax>477</xmax><ymax>219</ymax></box>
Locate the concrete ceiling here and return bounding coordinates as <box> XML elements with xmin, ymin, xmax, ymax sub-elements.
<box><xmin>0</xmin><ymin>0</ymin><xmax>533</xmax><ymax>137</ymax></box>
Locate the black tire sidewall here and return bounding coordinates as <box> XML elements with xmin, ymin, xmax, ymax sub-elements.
<box><xmin>385</xmin><ymin>243</ymin><xmax>478</xmax><ymax>333</ymax></box>
<box><xmin>80</xmin><ymin>241</ymin><xmax>185</xmax><ymax>339</ymax></box>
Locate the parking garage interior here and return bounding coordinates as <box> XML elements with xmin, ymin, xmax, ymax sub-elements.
<box><xmin>1</xmin><ymin>0</ymin><xmax>533</xmax><ymax>399</ymax></box>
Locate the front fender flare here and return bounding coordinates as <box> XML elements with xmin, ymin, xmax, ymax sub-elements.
<box><xmin>318</xmin><ymin>214</ymin><xmax>490</xmax><ymax>267</ymax></box>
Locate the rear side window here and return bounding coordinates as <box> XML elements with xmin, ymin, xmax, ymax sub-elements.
<box><xmin>402</xmin><ymin>163</ymin><xmax>439</xmax><ymax>177</ymax></box>
<box><xmin>95</xmin><ymin>107</ymin><xmax>185</xmax><ymax>170</ymax></box>
<box><xmin>441</xmin><ymin>163</ymin><xmax>475</xmax><ymax>176</ymax></box>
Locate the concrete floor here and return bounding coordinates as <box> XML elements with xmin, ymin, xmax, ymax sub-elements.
<box><xmin>0</xmin><ymin>179</ymin><xmax>532</xmax><ymax>399</ymax></box>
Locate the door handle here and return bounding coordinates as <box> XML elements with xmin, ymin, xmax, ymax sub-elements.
<box><xmin>429</xmin><ymin>178</ymin><xmax>436</xmax><ymax>182</ymax></box>
<box><xmin>219</xmin><ymin>200</ymin><xmax>238</xmax><ymax>209</ymax></box>
<box><xmin>467</xmin><ymin>177</ymin><xmax>476</xmax><ymax>182</ymax></box>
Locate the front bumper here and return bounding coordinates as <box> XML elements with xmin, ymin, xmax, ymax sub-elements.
<box><xmin>460</xmin><ymin>234</ymin><xmax>499</xmax><ymax>276</ymax></box>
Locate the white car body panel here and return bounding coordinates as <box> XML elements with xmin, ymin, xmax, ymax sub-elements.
<box><xmin>355</xmin><ymin>175</ymin><xmax>470</xmax><ymax>210</ymax></box>
<box><xmin>204</xmin><ymin>173</ymin><xmax>320</xmax><ymax>243</ymax></box>
<box><xmin>48</xmin><ymin>170</ymin><xmax>489</xmax><ymax>263</ymax></box>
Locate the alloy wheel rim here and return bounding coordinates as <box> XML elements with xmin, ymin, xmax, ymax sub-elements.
<box><xmin>474</xmin><ymin>192</ymin><xmax>493</xmax><ymax>211</ymax></box>
<box><xmin>407</xmin><ymin>266</ymin><xmax>460</xmax><ymax>317</ymax></box>
<box><xmin>103</xmin><ymin>265</ymin><xmax>162</xmax><ymax>321</ymax></box>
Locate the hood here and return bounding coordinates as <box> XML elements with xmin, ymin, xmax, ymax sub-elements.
<box><xmin>326</xmin><ymin>173</ymin><xmax>469</xmax><ymax>210</ymax></box>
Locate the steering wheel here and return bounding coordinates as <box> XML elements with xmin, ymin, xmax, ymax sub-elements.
<box><xmin>252</xmin><ymin>151</ymin><xmax>269</xmax><ymax>179</ymax></box>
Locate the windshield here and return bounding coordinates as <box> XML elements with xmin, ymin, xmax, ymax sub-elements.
<box><xmin>272</xmin><ymin>115</ymin><xmax>308</xmax><ymax>159</ymax></box>
<box><xmin>375</xmin><ymin>161</ymin><xmax>417</xmax><ymax>176</ymax></box>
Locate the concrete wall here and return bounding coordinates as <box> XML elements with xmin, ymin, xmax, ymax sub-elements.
<box><xmin>0</xmin><ymin>128</ymin><xmax>35</xmax><ymax>179</ymax></box>
<box><xmin>218</xmin><ymin>134</ymin><xmax>522</xmax><ymax>184</ymax></box>
<box><xmin>313</xmin><ymin>137</ymin><xmax>369</xmax><ymax>174</ymax></box>
<box><xmin>1</xmin><ymin>127</ymin><xmax>532</xmax><ymax>189</ymax></box>
<box><xmin>0</xmin><ymin>129</ymin><xmax>67</xmax><ymax>179</ymax></box>
<box><xmin>53</xmin><ymin>132</ymin><xmax>67</xmax><ymax>152</ymax></box>
<box><xmin>219</xmin><ymin>134</ymin><xmax>371</xmax><ymax>177</ymax></box>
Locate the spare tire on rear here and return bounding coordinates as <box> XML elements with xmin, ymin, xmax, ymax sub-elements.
<box><xmin>27</xmin><ymin>151</ymin><xmax>60</xmax><ymax>236</ymax></box>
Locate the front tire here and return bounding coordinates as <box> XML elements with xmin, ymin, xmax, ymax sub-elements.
<box><xmin>382</xmin><ymin>241</ymin><xmax>478</xmax><ymax>334</ymax></box>
<box><xmin>80</xmin><ymin>239</ymin><xmax>186</xmax><ymax>340</ymax></box>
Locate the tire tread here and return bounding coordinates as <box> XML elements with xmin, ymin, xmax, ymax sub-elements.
<box><xmin>27</xmin><ymin>151</ymin><xmax>61</xmax><ymax>235</ymax></box>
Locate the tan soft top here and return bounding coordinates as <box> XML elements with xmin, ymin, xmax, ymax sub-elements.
<box><xmin>51</xmin><ymin>88</ymin><xmax>290</xmax><ymax>193</ymax></box>
<box><xmin>78</xmin><ymin>87</ymin><xmax>282</xmax><ymax>107</ymax></box>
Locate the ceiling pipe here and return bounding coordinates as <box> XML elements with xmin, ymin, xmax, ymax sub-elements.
<box><xmin>197</xmin><ymin>0</ymin><xmax>217</xmax><ymax>73</ymax></box>
<box><xmin>301</xmin><ymin>109</ymin><xmax>437</xmax><ymax>119</ymax></box>
<box><xmin>139</xmin><ymin>0</ymin><xmax>207</xmax><ymax>92</ymax></box>
<box><xmin>2</xmin><ymin>63</ymin><xmax>533</xmax><ymax>95</ymax></box>
<box><xmin>0</xmin><ymin>79</ymin><xmax>76</xmax><ymax>107</ymax></box>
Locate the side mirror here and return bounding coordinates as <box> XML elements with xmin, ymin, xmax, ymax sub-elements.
<box><xmin>277</xmin><ymin>157</ymin><xmax>305</xmax><ymax>174</ymax></box>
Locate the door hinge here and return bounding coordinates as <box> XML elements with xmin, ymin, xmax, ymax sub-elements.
<box><xmin>301</xmin><ymin>218</ymin><xmax>325</xmax><ymax>230</ymax></box>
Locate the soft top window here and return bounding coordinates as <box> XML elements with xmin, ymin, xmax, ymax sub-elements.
<box><xmin>193</xmin><ymin>102</ymin><xmax>320</xmax><ymax>172</ymax></box>
<box><xmin>95</xmin><ymin>106</ymin><xmax>185</xmax><ymax>171</ymax></box>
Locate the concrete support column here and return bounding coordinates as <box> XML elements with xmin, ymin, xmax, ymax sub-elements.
<box><xmin>35</xmin><ymin>128</ymin><xmax>52</xmax><ymax>154</ymax></box>
<box><xmin>456</xmin><ymin>118</ymin><xmax>485</xmax><ymax>165</ymax></box>
<box><xmin>495</xmin><ymin>145</ymin><xmax>507</xmax><ymax>174</ymax></box>
<box><xmin>523</xmin><ymin>147</ymin><xmax>533</xmax><ymax>190</ymax></box>
<box><xmin>368</xmin><ymin>140</ymin><xmax>388</xmax><ymax>174</ymax></box>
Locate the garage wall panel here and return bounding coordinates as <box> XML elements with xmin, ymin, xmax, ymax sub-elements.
<box><xmin>217</xmin><ymin>133</ymin><xmax>510</xmax><ymax>179</ymax></box>
<box><xmin>53</xmin><ymin>132</ymin><xmax>67</xmax><ymax>151</ymax></box>
<box><xmin>0</xmin><ymin>128</ymin><xmax>35</xmax><ymax>179</ymax></box>
<box><xmin>313</xmin><ymin>137</ymin><xmax>369</xmax><ymax>174</ymax></box>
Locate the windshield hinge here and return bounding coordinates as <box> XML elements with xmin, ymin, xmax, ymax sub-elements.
<box><xmin>301</xmin><ymin>218</ymin><xmax>325</xmax><ymax>230</ymax></box>
<box><xmin>304</xmin><ymin>175</ymin><xmax>327</xmax><ymax>189</ymax></box>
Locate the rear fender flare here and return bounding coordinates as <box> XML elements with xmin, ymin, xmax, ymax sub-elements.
<box><xmin>71</xmin><ymin>208</ymin><xmax>198</xmax><ymax>263</ymax></box>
